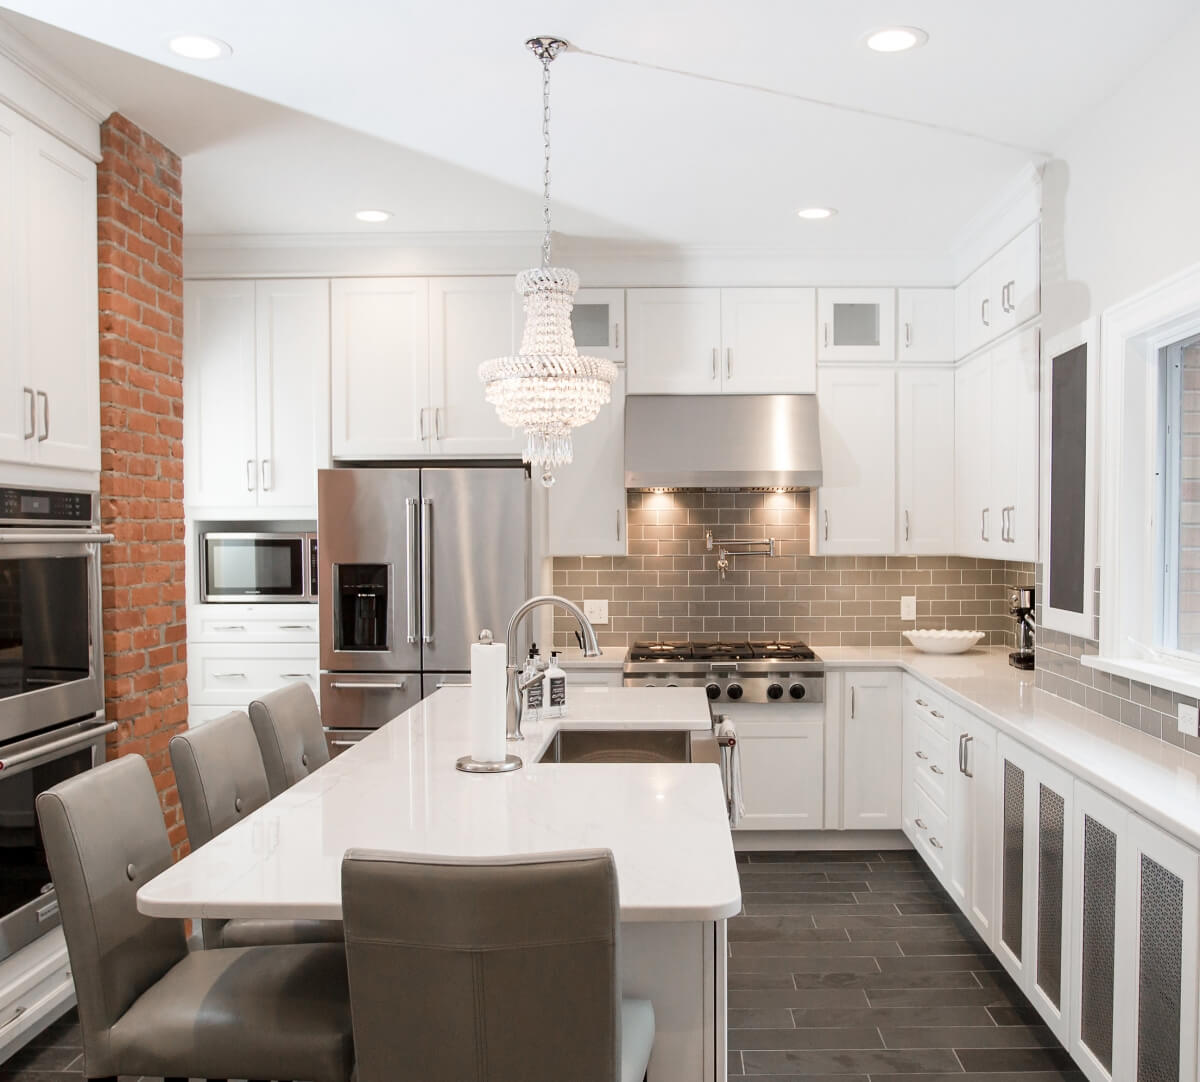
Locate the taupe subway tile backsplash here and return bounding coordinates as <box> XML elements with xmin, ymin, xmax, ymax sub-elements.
<box><xmin>551</xmin><ymin>490</ymin><xmax>1034</xmax><ymax>651</ymax></box>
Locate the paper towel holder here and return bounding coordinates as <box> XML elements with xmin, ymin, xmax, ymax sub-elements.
<box><xmin>456</xmin><ymin>628</ymin><xmax>523</xmax><ymax>773</ymax></box>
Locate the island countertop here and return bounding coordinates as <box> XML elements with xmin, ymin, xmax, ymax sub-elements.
<box><xmin>138</xmin><ymin>686</ymin><xmax>741</xmax><ymax>924</ymax></box>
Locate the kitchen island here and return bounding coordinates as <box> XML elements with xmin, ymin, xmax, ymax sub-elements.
<box><xmin>139</xmin><ymin>686</ymin><xmax>739</xmax><ymax>1082</ymax></box>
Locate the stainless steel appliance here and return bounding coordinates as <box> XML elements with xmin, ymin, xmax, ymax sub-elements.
<box><xmin>201</xmin><ymin>531</ymin><xmax>318</xmax><ymax>603</ymax></box>
<box><xmin>318</xmin><ymin>467</ymin><xmax>530</xmax><ymax>750</ymax></box>
<box><xmin>623</xmin><ymin>640</ymin><xmax>825</xmax><ymax>704</ymax></box>
<box><xmin>0</xmin><ymin>483</ymin><xmax>114</xmax><ymax>962</ymax></box>
<box><xmin>1009</xmin><ymin>587</ymin><xmax>1036</xmax><ymax>670</ymax></box>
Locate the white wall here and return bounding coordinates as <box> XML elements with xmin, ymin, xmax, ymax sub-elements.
<box><xmin>1043</xmin><ymin>8</ymin><xmax>1200</xmax><ymax>334</ymax></box>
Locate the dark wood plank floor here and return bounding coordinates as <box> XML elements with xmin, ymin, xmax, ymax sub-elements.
<box><xmin>729</xmin><ymin>849</ymin><xmax>1084</xmax><ymax>1079</ymax></box>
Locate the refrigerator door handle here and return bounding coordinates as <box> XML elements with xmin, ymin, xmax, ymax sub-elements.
<box><xmin>405</xmin><ymin>497</ymin><xmax>419</xmax><ymax>644</ymax></box>
<box><xmin>420</xmin><ymin>497</ymin><xmax>433</xmax><ymax>644</ymax></box>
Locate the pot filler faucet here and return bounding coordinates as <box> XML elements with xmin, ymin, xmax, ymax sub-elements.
<box><xmin>506</xmin><ymin>595</ymin><xmax>601</xmax><ymax>741</ymax></box>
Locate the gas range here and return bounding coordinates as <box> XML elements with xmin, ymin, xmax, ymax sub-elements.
<box><xmin>623</xmin><ymin>640</ymin><xmax>824</xmax><ymax>705</ymax></box>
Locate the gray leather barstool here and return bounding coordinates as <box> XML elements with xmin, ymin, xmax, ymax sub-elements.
<box><xmin>341</xmin><ymin>847</ymin><xmax>654</xmax><ymax>1082</ymax></box>
<box><xmin>36</xmin><ymin>754</ymin><xmax>355</xmax><ymax>1082</ymax></box>
<box><xmin>249</xmin><ymin>681</ymin><xmax>330</xmax><ymax>797</ymax></box>
<box><xmin>170</xmin><ymin>710</ymin><xmax>342</xmax><ymax>948</ymax></box>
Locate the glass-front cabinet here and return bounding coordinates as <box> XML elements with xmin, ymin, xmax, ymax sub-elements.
<box><xmin>569</xmin><ymin>288</ymin><xmax>625</xmax><ymax>363</ymax></box>
<box><xmin>817</xmin><ymin>287</ymin><xmax>896</xmax><ymax>362</ymax></box>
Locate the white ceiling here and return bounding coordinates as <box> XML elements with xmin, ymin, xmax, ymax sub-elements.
<box><xmin>1</xmin><ymin>0</ymin><xmax>1193</xmax><ymax>253</ymax></box>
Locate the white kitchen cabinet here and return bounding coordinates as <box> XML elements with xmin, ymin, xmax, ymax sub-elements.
<box><xmin>947</xmin><ymin>707</ymin><xmax>997</xmax><ymax>946</ymax></box>
<box><xmin>0</xmin><ymin>103</ymin><xmax>24</xmax><ymax>466</ymax></box>
<box><xmin>841</xmin><ymin>671</ymin><xmax>902</xmax><ymax>830</ymax></box>
<box><xmin>897</xmin><ymin>288</ymin><xmax>955</xmax><ymax>363</ymax></box>
<box><xmin>190</xmin><ymin>603</ymin><xmax>319</xmax><ymax>643</ymax></box>
<box><xmin>185</xmin><ymin>279</ymin><xmax>330</xmax><ymax>512</ymax></box>
<box><xmin>719</xmin><ymin>288</ymin><xmax>816</xmax><ymax>393</ymax></box>
<box><xmin>428</xmin><ymin>277</ymin><xmax>521</xmax><ymax>456</ymax></box>
<box><xmin>817</xmin><ymin>288</ymin><xmax>896</xmax><ymax>362</ymax></box>
<box><xmin>188</xmin><ymin>642</ymin><xmax>320</xmax><ymax>705</ymax></box>
<box><xmin>571</xmin><ymin>287</ymin><xmax>624</xmax><ymax>363</ymax></box>
<box><xmin>965</xmin><ymin>265</ymin><xmax>994</xmax><ymax>357</ymax></box>
<box><xmin>815</xmin><ymin>367</ymin><xmax>896</xmax><ymax>554</ymax></box>
<box><xmin>547</xmin><ymin>367</ymin><xmax>626</xmax><ymax>556</ymax></box>
<box><xmin>1070</xmin><ymin>783</ymin><xmax>1199</xmax><ymax>1082</ymax></box>
<box><xmin>626</xmin><ymin>288</ymin><xmax>723</xmax><ymax>394</ymax></box>
<box><xmin>954</xmin><ymin>352</ymin><xmax>993</xmax><ymax>557</ymax></box>
<box><xmin>989</xmin><ymin>327</ymin><xmax>1039</xmax><ymax>561</ymax></box>
<box><xmin>958</xmin><ymin>224</ymin><xmax>1040</xmax><ymax>358</ymax></box>
<box><xmin>897</xmin><ymin>367</ymin><xmax>955</xmax><ymax>553</ymax></box>
<box><xmin>735</xmin><ymin>717</ymin><xmax>824</xmax><ymax>830</ymax></box>
<box><xmin>331</xmin><ymin>277</ymin><xmax>430</xmax><ymax>458</ymax></box>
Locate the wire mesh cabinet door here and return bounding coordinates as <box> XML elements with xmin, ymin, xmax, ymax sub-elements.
<box><xmin>995</xmin><ymin>735</ymin><xmax>1032</xmax><ymax>986</ymax></box>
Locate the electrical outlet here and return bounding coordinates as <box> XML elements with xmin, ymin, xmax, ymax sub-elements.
<box><xmin>583</xmin><ymin>599</ymin><xmax>609</xmax><ymax>626</ymax></box>
<box><xmin>1178</xmin><ymin>701</ymin><xmax>1199</xmax><ymax>738</ymax></box>
<box><xmin>900</xmin><ymin>595</ymin><xmax>917</xmax><ymax>621</ymax></box>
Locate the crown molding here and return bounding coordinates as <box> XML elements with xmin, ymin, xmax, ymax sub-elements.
<box><xmin>950</xmin><ymin>161</ymin><xmax>1042</xmax><ymax>283</ymax></box>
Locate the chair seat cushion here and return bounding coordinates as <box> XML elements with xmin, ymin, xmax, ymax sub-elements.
<box><xmin>620</xmin><ymin>997</ymin><xmax>655</xmax><ymax>1082</ymax></box>
<box><xmin>217</xmin><ymin>916</ymin><xmax>344</xmax><ymax>948</ymax></box>
<box><xmin>110</xmin><ymin>943</ymin><xmax>353</xmax><ymax>1082</ymax></box>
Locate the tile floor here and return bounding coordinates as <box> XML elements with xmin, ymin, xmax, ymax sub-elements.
<box><xmin>728</xmin><ymin>849</ymin><xmax>1083</xmax><ymax>1079</ymax></box>
<box><xmin>3</xmin><ymin>848</ymin><xmax>1084</xmax><ymax>1081</ymax></box>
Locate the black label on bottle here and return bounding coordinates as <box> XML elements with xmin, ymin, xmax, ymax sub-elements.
<box><xmin>549</xmin><ymin>676</ymin><xmax>566</xmax><ymax>707</ymax></box>
<box><xmin>527</xmin><ymin>681</ymin><xmax>544</xmax><ymax>709</ymax></box>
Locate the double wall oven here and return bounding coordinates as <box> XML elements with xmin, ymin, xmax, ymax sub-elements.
<box><xmin>0</xmin><ymin>485</ymin><xmax>112</xmax><ymax>963</ymax></box>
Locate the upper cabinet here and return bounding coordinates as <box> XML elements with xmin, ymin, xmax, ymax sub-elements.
<box><xmin>330</xmin><ymin>276</ymin><xmax>521</xmax><ymax>459</ymax></box>
<box><xmin>184</xmin><ymin>279</ymin><xmax>330</xmax><ymax>512</ymax></box>
<box><xmin>626</xmin><ymin>287</ymin><xmax>815</xmax><ymax>394</ymax></box>
<box><xmin>0</xmin><ymin>101</ymin><xmax>99</xmax><ymax>474</ymax></box>
<box><xmin>571</xmin><ymin>287</ymin><xmax>624</xmax><ymax>363</ymax></box>
<box><xmin>897</xmin><ymin>367</ymin><xmax>955</xmax><ymax>553</ymax></box>
<box><xmin>897</xmin><ymin>288</ymin><xmax>955</xmax><ymax>363</ymax></box>
<box><xmin>817</xmin><ymin>287</ymin><xmax>896</xmax><ymax>363</ymax></box>
<box><xmin>956</xmin><ymin>223</ymin><xmax>1040</xmax><ymax>359</ymax></box>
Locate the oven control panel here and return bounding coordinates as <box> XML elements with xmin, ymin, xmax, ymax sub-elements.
<box><xmin>0</xmin><ymin>486</ymin><xmax>94</xmax><ymax>526</ymax></box>
<box><xmin>623</xmin><ymin>670</ymin><xmax>825</xmax><ymax>704</ymax></box>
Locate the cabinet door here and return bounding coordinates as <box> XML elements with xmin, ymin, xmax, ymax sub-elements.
<box><xmin>897</xmin><ymin>368</ymin><xmax>955</xmax><ymax>553</ymax></box>
<box><xmin>997</xmin><ymin>739</ymin><xmax>1030</xmax><ymax>985</ymax></box>
<box><xmin>25</xmin><ymin>127</ymin><xmax>99</xmax><ymax>472</ymax></box>
<box><xmin>0</xmin><ymin>103</ymin><xmax>26</xmax><ymax>466</ymax></box>
<box><xmin>817</xmin><ymin>287</ymin><xmax>896</xmax><ymax>362</ymax></box>
<box><xmin>953</xmin><ymin>280</ymin><xmax>971</xmax><ymax>362</ymax></box>
<box><xmin>991</xmin><ymin>328</ymin><xmax>1039</xmax><ymax>561</ymax></box>
<box><xmin>331</xmin><ymin>278</ymin><xmax>429</xmax><ymax>458</ymax></box>
<box><xmin>428</xmin><ymin>277</ymin><xmax>522</xmax><ymax>456</ymax></box>
<box><xmin>571</xmin><ymin>287</ymin><xmax>624</xmax><ymax>363</ymax></box>
<box><xmin>815</xmin><ymin>367</ymin><xmax>896</xmax><ymax>554</ymax></box>
<box><xmin>949</xmin><ymin>712</ymin><xmax>997</xmax><ymax>946</ymax></box>
<box><xmin>735</xmin><ymin>719</ymin><xmax>824</xmax><ymax>830</ymax></box>
<box><xmin>897</xmin><ymin>288</ymin><xmax>955</xmax><ymax>363</ymax></box>
<box><xmin>547</xmin><ymin>367</ymin><xmax>626</xmax><ymax>556</ymax></box>
<box><xmin>183</xmin><ymin>280</ymin><xmax>258</xmax><ymax>509</ymax></box>
<box><xmin>626</xmin><ymin>288</ymin><xmax>723</xmax><ymax>394</ymax></box>
<box><xmin>954</xmin><ymin>353</ymin><xmax>992</xmax><ymax>557</ymax></box>
<box><xmin>719</xmin><ymin>287</ymin><xmax>816</xmax><ymax>393</ymax></box>
<box><xmin>965</xmin><ymin>264</ymin><xmax>994</xmax><ymax>355</ymax></box>
<box><xmin>254</xmin><ymin>279</ymin><xmax>330</xmax><ymax>511</ymax></box>
<box><xmin>993</xmin><ymin>222</ymin><xmax>1040</xmax><ymax>331</ymax></box>
<box><xmin>841</xmin><ymin>671</ymin><xmax>902</xmax><ymax>829</ymax></box>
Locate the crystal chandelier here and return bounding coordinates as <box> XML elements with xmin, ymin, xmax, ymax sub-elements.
<box><xmin>479</xmin><ymin>36</ymin><xmax>617</xmax><ymax>488</ymax></box>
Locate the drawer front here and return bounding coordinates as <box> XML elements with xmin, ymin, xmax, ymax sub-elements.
<box><xmin>912</xmin><ymin>787</ymin><xmax>950</xmax><ymax>882</ymax></box>
<box><xmin>913</xmin><ymin>717</ymin><xmax>952</xmax><ymax>808</ymax></box>
<box><xmin>320</xmin><ymin>673</ymin><xmax>422</xmax><ymax>731</ymax></box>
<box><xmin>193</xmin><ymin>610</ymin><xmax>319</xmax><ymax>643</ymax></box>
<box><xmin>190</xmin><ymin>644</ymin><xmax>319</xmax><ymax>702</ymax></box>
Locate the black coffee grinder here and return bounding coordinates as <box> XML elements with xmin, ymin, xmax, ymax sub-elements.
<box><xmin>1009</xmin><ymin>588</ymin><xmax>1035</xmax><ymax>670</ymax></box>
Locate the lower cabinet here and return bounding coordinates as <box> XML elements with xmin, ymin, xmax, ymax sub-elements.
<box><xmin>841</xmin><ymin>671</ymin><xmax>902</xmax><ymax>829</ymax></box>
<box><xmin>735</xmin><ymin>717</ymin><xmax>824</xmax><ymax>830</ymax></box>
<box><xmin>947</xmin><ymin>709</ymin><xmax>997</xmax><ymax>945</ymax></box>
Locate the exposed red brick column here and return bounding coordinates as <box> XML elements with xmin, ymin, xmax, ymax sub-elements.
<box><xmin>96</xmin><ymin>113</ymin><xmax>188</xmax><ymax>856</ymax></box>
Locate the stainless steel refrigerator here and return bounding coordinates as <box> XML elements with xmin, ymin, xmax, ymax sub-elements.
<box><xmin>317</xmin><ymin>466</ymin><xmax>530</xmax><ymax>752</ymax></box>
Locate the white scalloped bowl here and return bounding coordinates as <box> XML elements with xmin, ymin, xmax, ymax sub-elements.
<box><xmin>903</xmin><ymin>629</ymin><xmax>986</xmax><ymax>654</ymax></box>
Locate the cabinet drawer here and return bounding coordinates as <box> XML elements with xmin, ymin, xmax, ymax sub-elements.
<box><xmin>912</xmin><ymin>717</ymin><xmax>952</xmax><ymax>809</ymax></box>
<box><xmin>192</xmin><ymin>605</ymin><xmax>319</xmax><ymax>643</ymax></box>
<box><xmin>189</xmin><ymin>643</ymin><xmax>319</xmax><ymax>703</ymax></box>
<box><xmin>912</xmin><ymin>788</ymin><xmax>950</xmax><ymax>882</ymax></box>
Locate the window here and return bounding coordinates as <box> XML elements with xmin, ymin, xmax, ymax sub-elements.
<box><xmin>1158</xmin><ymin>334</ymin><xmax>1200</xmax><ymax>657</ymax></box>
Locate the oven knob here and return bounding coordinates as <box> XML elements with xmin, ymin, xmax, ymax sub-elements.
<box><xmin>767</xmin><ymin>683</ymin><xmax>783</xmax><ymax>700</ymax></box>
<box><xmin>705</xmin><ymin>683</ymin><xmax>721</xmax><ymax>700</ymax></box>
<box><xmin>726</xmin><ymin>683</ymin><xmax>744</xmax><ymax>700</ymax></box>
<box><xmin>789</xmin><ymin>683</ymin><xmax>807</xmax><ymax>700</ymax></box>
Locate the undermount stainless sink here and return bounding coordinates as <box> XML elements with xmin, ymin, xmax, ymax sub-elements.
<box><xmin>536</xmin><ymin>728</ymin><xmax>692</xmax><ymax>764</ymax></box>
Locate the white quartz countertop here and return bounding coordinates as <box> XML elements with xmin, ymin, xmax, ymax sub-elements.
<box><xmin>823</xmin><ymin>646</ymin><xmax>1200</xmax><ymax>850</ymax></box>
<box><xmin>138</xmin><ymin>686</ymin><xmax>739</xmax><ymax>924</ymax></box>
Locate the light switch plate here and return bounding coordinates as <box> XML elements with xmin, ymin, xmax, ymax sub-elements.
<box><xmin>900</xmin><ymin>595</ymin><xmax>917</xmax><ymax>621</ymax></box>
<box><xmin>1178</xmin><ymin>701</ymin><xmax>1199</xmax><ymax>737</ymax></box>
<box><xmin>583</xmin><ymin>599</ymin><xmax>609</xmax><ymax>625</ymax></box>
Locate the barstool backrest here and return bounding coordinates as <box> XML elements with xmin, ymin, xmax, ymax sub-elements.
<box><xmin>249</xmin><ymin>682</ymin><xmax>329</xmax><ymax>796</ymax></box>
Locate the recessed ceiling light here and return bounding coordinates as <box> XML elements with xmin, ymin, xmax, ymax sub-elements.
<box><xmin>354</xmin><ymin>210</ymin><xmax>392</xmax><ymax>223</ymax></box>
<box><xmin>865</xmin><ymin>26</ymin><xmax>929</xmax><ymax>53</ymax></box>
<box><xmin>166</xmin><ymin>34</ymin><xmax>232</xmax><ymax>60</ymax></box>
<box><xmin>797</xmin><ymin>207</ymin><xmax>837</xmax><ymax>220</ymax></box>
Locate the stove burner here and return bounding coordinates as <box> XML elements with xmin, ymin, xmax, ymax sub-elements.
<box><xmin>690</xmin><ymin>640</ymin><xmax>756</xmax><ymax>660</ymax></box>
<box><xmin>628</xmin><ymin>640</ymin><xmax>694</xmax><ymax>662</ymax></box>
<box><xmin>750</xmin><ymin>641</ymin><xmax>817</xmax><ymax>661</ymax></box>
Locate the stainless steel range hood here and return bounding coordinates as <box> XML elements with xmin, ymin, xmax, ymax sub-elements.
<box><xmin>624</xmin><ymin>394</ymin><xmax>823</xmax><ymax>490</ymax></box>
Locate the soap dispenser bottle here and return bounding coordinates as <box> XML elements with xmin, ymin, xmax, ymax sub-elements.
<box><xmin>523</xmin><ymin>643</ymin><xmax>545</xmax><ymax>722</ymax></box>
<box><xmin>546</xmin><ymin>652</ymin><xmax>567</xmax><ymax>718</ymax></box>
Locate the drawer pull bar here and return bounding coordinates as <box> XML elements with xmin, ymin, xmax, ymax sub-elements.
<box><xmin>915</xmin><ymin>750</ymin><xmax>929</xmax><ymax>760</ymax></box>
<box><xmin>929</xmin><ymin>765</ymin><xmax>944</xmax><ymax>775</ymax></box>
<box><xmin>0</xmin><ymin>1006</ymin><xmax>26</xmax><ymax>1032</ymax></box>
<box><xmin>961</xmin><ymin>733</ymin><xmax>974</xmax><ymax>778</ymax></box>
<box><xmin>329</xmin><ymin>681</ymin><xmax>408</xmax><ymax>691</ymax></box>
<box><xmin>330</xmin><ymin>740</ymin><xmax>361</xmax><ymax>748</ymax></box>
<box><xmin>914</xmin><ymin>817</ymin><xmax>927</xmax><ymax>830</ymax></box>
<box><xmin>213</xmin><ymin>625</ymin><xmax>247</xmax><ymax>632</ymax></box>
<box><xmin>279</xmin><ymin>673</ymin><xmax>314</xmax><ymax>679</ymax></box>
<box><xmin>213</xmin><ymin>672</ymin><xmax>246</xmax><ymax>680</ymax></box>
<box><xmin>279</xmin><ymin>624</ymin><xmax>316</xmax><ymax>631</ymax></box>
<box><xmin>929</xmin><ymin>836</ymin><xmax>943</xmax><ymax>849</ymax></box>
<box><xmin>930</xmin><ymin>710</ymin><xmax>944</xmax><ymax>719</ymax></box>
<box><xmin>915</xmin><ymin>698</ymin><xmax>928</xmax><ymax>707</ymax></box>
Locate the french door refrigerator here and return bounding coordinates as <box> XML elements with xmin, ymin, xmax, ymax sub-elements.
<box><xmin>317</xmin><ymin>466</ymin><xmax>530</xmax><ymax>753</ymax></box>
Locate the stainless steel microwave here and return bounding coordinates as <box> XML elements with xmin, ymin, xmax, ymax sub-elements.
<box><xmin>201</xmin><ymin>532</ymin><xmax>318</xmax><ymax>603</ymax></box>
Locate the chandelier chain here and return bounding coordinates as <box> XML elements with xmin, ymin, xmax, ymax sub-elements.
<box><xmin>541</xmin><ymin>55</ymin><xmax>553</xmax><ymax>268</ymax></box>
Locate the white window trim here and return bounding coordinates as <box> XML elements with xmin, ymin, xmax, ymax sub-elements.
<box><xmin>1086</xmin><ymin>259</ymin><xmax>1200</xmax><ymax>697</ymax></box>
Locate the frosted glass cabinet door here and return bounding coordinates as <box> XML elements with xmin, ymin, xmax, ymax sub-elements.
<box><xmin>817</xmin><ymin>288</ymin><xmax>896</xmax><ymax>362</ymax></box>
<box><xmin>571</xmin><ymin>287</ymin><xmax>624</xmax><ymax>363</ymax></box>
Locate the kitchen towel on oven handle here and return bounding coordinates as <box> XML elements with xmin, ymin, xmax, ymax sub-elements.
<box><xmin>714</xmin><ymin>715</ymin><xmax>743</xmax><ymax>828</ymax></box>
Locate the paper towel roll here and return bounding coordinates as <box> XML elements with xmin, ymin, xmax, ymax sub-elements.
<box><xmin>470</xmin><ymin>636</ymin><xmax>508</xmax><ymax>763</ymax></box>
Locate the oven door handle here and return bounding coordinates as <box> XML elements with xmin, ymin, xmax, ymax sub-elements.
<box><xmin>0</xmin><ymin>532</ymin><xmax>114</xmax><ymax>545</ymax></box>
<box><xmin>0</xmin><ymin>721</ymin><xmax>116</xmax><ymax>772</ymax></box>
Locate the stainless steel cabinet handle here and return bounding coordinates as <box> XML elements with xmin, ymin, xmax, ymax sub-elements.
<box><xmin>726</xmin><ymin>347</ymin><xmax>732</xmax><ymax>379</ymax></box>
<box><xmin>904</xmin><ymin>509</ymin><xmax>910</xmax><ymax>543</ymax></box>
<box><xmin>930</xmin><ymin>764</ymin><xmax>944</xmax><ymax>775</ymax></box>
<box><xmin>931</xmin><ymin>710</ymin><xmax>944</xmax><ymax>719</ymax></box>
<box><xmin>278</xmin><ymin>624</ymin><xmax>315</xmax><ymax>631</ymax></box>
<box><xmin>613</xmin><ymin>322</ymin><xmax>620</xmax><ymax>349</ymax></box>
<box><xmin>22</xmin><ymin>387</ymin><xmax>33</xmax><ymax>439</ymax></box>
<box><xmin>915</xmin><ymin>750</ymin><xmax>929</xmax><ymax>760</ymax></box>
<box><xmin>961</xmin><ymin>734</ymin><xmax>974</xmax><ymax>778</ymax></box>
<box><xmin>261</xmin><ymin>459</ymin><xmax>272</xmax><ymax>491</ymax></box>
<box><xmin>915</xmin><ymin>698</ymin><xmax>928</xmax><ymax>707</ymax></box>
<box><xmin>213</xmin><ymin>624</ymin><xmax>247</xmax><ymax>632</ymax></box>
<box><xmin>0</xmin><ymin>1006</ymin><xmax>26</xmax><ymax>1031</ymax></box>
<box><xmin>435</xmin><ymin>679</ymin><xmax>471</xmax><ymax>689</ymax></box>
<box><xmin>246</xmin><ymin>460</ymin><xmax>256</xmax><ymax>491</ymax></box>
<box><xmin>435</xmin><ymin>408</ymin><xmax>444</xmax><ymax>440</ymax></box>
<box><xmin>36</xmin><ymin>391</ymin><xmax>48</xmax><ymax>441</ymax></box>
<box><xmin>1004</xmin><ymin>280</ymin><xmax>1016</xmax><ymax>312</ymax></box>
<box><xmin>958</xmin><ymin>733</ymin><xmax>967</xmax><ymax>773</ymax></box>
<box><xmin>850</xmin><ymin>685</ymin><xmax>856</xmax><ymax>719</ymax></box>
<box><xmin>420</xmin><ymin>497</ymin><xmax>433</xmax><ymax>644</ymax></box>
<box><xmin>0</xmin><ymin>721</ymin><xmax>116</xmax><ymax>772</ymax></box>
<box><xmin>904</xmin><ymin>321</ymin><xmax>912</xmax><ymax>348</ymax></box>
<box><xmin>711</xmin><ymin>347</ymin><xmax>718</xmax><ymax>380</ymax></box>
<box><xmin>418</xmin><ymin>408</ymin><xmax>427</xmax><ymax>440</ymax></box>
<box><xmin>405</xmin><ymin>497</ymin><xmax>419</xmax><ymax>644</ymax></box>
<box><xmin>914</xmin><ymin>817</ymin><xmax>927</xmax><ymax>830</ymax></box>
<box><xmin>981</xmin><ymin>298</ymin><xmax>990</xmax><ymax>327</ymax></box>
<box><xmin>213</xmin><ymin>672</ymin><xmax>246</xmax><ymax>680</ymax></box>
<box><xmin>1002</xmin><ymin>506</ymin><xmax>1015</xmax><ymax>543</ymax></box>
<box><xmin>823</xmin><ymin>323</ymin><xmax>830</xmax><ymax>349</ymax></box>
<box><xmin>616</xmin><ymin>509</ymin><xmax>621</xmax><ymax>541</ymax></box>
<box><xmin>980</xmin><ymin>508</ymin><xmax>989</xmax><ymax>542</ymax></box>
<box><xmin>330</xmin><ymin>740</ymin><xmax>360</xmax><ymax>748</ymax></box>
<box><xmin>279</xmin><ymin>672</ymin><xmax>314</xmax><ymax>679</ymax></box>
<box><xmin>824</xmin><ymin>509</ymin><xmax>830</xmax><ymax>541</ymax></box>
<box><xmin>330</xmin><ymin>680</ymin><xmax>408</xmax><ymax>691</ymax></box>
<box><xmin>929</xmin><ymin>836</ymin><xmax>943</xmax><ymax>849</ymax></box>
